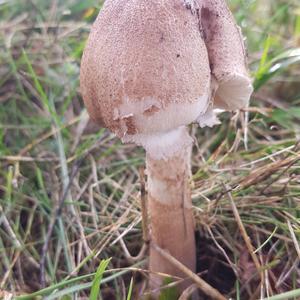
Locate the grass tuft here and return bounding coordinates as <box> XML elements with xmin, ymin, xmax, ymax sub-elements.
<box><xmin>0</xmin><ymin>0</ymin><xmax>299</xmax><ymax>299</ymax></box>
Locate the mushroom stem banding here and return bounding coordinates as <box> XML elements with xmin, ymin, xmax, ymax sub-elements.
<box><xmin>146</xmin><ymin>126</ymin><xmax>196</xmax><ymax>289</ymax></box>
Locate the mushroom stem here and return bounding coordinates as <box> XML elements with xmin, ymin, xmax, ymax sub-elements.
<box><xmin>146</xmin><ymin>127</ymin><xmax>196</xmax><ymax>291</ymax></box>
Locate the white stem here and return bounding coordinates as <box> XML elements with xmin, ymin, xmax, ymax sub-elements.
<box><xmin>146</xmin><ymin>127</ymin><xmax>196</xmax><ymax>291</ymax></box>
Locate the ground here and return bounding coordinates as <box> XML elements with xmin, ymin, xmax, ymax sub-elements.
<box><xmin>0</xmin><ymin>0</ymin><xmax>300</xmax><ymax>299</ymax></box>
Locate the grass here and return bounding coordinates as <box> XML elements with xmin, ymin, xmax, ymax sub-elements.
<box><xmin>0</xmin><ymin>0</ymin><xmax>300</xmax><ymax>299</ymax></box>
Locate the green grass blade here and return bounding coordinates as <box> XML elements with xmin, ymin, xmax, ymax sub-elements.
<box><xmin>21</xmin><ymin>49</ymin><xmax>51</xmax><ymax>115</ymax></box>
<box><xmin>262</xmin><ymin>289</ymin><xmax>300</xmax><ymax>300</ymax></box>
<box><xmin>89</xmin><ymin>258</ymin><xmax>111</xmax><ymax>300</ymax></box>
<box><xmin>255</xmin><ymin>35</ymin><xmax>272</xmax><ymax>80</ymax></box>
<box><xmin>126</xmin><ymin>277</ymin><xmax>134</xmax><ymax>300</ymax></box>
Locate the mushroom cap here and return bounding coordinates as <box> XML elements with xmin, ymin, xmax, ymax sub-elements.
<box><xmin>80</xmin><ymin>0</ymin><xmax>253</xmax><ymax>158</ymax></box>
<box><xmin>201</xmin><ymin>0</ymin><xmax>253</xmax><ymax>110</ymax></box>
<box><xmin>80</xmin><ymin>0</ymin><xmax>211</xmax><ymax>142</ymax></box>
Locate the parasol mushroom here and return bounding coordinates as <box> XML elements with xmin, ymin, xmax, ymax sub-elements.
<box><xmin>80</xmin><ymin>0</ymin><xmax>253</xmax><ymax>295</ymax></box>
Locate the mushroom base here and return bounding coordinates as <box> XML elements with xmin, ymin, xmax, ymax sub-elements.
<box><xmin>146</xmin><ymin>127</ymin><xmax>196</xmax><ymax>294</ymax></box>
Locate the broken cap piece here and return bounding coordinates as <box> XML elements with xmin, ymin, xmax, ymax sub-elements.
<box><xmin>201</xmin><ymin>0</ymin><xmax>253</xmax><ymax>111</ymax></box>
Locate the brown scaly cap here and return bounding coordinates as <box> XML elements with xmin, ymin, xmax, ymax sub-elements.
<box><xmin>80</xmin><ymin>0</ymin><xmax>211</xmax><ymax>140</ymax></box>
<box><xmin>201</xmin><ymin>0</ymin><xmax>253</xmax><ymax>110</ymax></box>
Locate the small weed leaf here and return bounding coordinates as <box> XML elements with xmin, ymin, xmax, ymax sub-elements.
<box><xmin>159</xmin><ymin>278</ymin><xmax>180</xmax><ymax>300</ymax></box>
